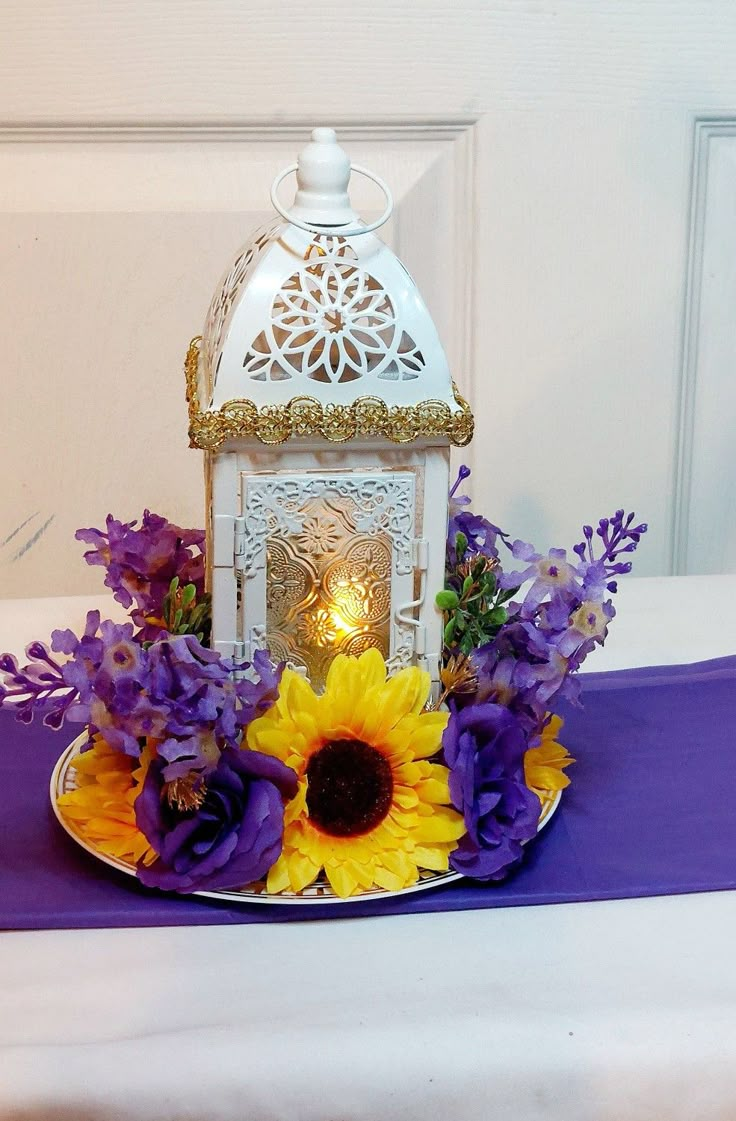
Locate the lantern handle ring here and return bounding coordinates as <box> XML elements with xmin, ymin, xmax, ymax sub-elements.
<box><xmin>269</xmin><ymin>163</ymin><xmax>393</xmax><ymax>236</ymax></box>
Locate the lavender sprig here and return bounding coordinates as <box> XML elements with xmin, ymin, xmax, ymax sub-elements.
<box><xmin>0</xmin><ymin>643</ymin><xmax>77</xmax><ymax>729</ymax></box>
<box><xmin>447</xmin><ymin>465</ymin><xmax>506</xmax><ymax>567</ymax></box>
<box><xmin>573</xmin><ymin>510</ymin><xmax>648</xmax><ymax>592</ymax></box>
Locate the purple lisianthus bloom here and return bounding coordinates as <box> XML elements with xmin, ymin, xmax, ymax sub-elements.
<box><xmin>136</xmin><ymin>745</ymin><xmax>298</xmax><ymax>893</ymax></box>
<box><xmin>443</xmin><ymin>702</ymin><xmax>541</xmax><ymax>881</ymax></box>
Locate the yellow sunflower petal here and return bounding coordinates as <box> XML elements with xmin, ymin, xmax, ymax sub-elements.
<box><xmin>342</xmin><ymin>858</ymin><xmax>376</xmax><ymax>891</ymax></box>
<box><xmin>393</xmin><ymin>786</ymin><xmax>420</xmax><ymax>810</ymax></box>
<box><xmin>266</xmin><ymin>854</ymin><xmax>291</xmax><ymax>894</ymax></box>
<box><xmin>377</xmin><ymin>848</ymin><xmax>415</xmax><ymax>881</ymax></box>
<box><xmin>381</xmin><ymin>711</ymin><xmax>448</xmax><ymax>760</ymax></box>
<box><xmin>247</xmin><ymin>727</ymin><xmax>294</xmax><ymax>760</ymax></box>
<box><xmin>524</xmin><ymin>717</ymin><xmax>575</xmax><ymax>798</ymax></box>
<box><xmin>412</xmin><ymin>805</ymin><xmax>466</xmax><ymax>843</ymax></box>
<box><xmin>324</xmin><ymin>860</ymin><xmax>361</xmax><ymax>898</ymax></box>
<box><xmin>282</xmin><ymin>670</ymin><xmax>322</xmax><ymax>719</ymax></box>
<box><xmin>372</xmin><ymin>865</ymin><xmax>413</xmax><ymax>892</ymax></box>
<box><xmin>525</xmin><ymin>756</ymin><xmax>573</xmax><ymax>794</ymax></box>
<box><xmin>377</xmin><ymin>667</ymin><xmax>431</xmax><ymax>723</ymax></box>
<box><xmin>393</xmin><ymin>761</ymin><xmax>424</xmax><ymax>784</ymax></box>
<box><xmin>286</xmin><ymin>850</ymin><xmax>322</xmax><ymax>893</ymax></box>
<box><xmin>322</xmin><ymin>651</ymin><xmax>386</xmax><ymax>733</ymax></box>
<box><xmin>546</xmin><ymin>714</ymin><xmax>564</xmax><ymax>738</ymax></box>
<box><xmin>413</xmin><ymin>845</ymin><xmax>451</xmax><ymax>872</ymax></box>
<box><xmin>415</xmin><ymin>771</ymin><xmax>452</xmax><ymax>804</ymax></box>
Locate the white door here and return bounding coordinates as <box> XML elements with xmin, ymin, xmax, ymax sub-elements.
<box><xmin>3</xmin><ymin>2</ymin><xmax>736</xmax><ymax>596</ymax></box>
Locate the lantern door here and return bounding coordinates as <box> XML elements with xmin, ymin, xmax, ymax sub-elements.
<box><xmin>208</xmin><ymin>445</ymin><xmax>450</xmax><ymax>688</ymax></box>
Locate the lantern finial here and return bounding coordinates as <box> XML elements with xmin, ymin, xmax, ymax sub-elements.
<box><xmin>289</xmin><ymin>126</ymin><xmax>357</xmax><ymax>225</ymax></box>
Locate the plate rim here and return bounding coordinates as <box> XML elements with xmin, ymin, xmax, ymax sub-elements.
<box><xmin>50</xmin><ymin>732</ymin><xmax>561</xmax><ymax>906</ymax></box>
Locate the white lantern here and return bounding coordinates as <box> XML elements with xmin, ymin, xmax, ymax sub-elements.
<box><xmin>185</xmin><ymin>128</ymin><xmax>474</xmax><ymax>689</ymax></box>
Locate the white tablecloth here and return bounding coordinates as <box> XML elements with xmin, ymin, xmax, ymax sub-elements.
<box><xmin>1</xmin><ymin>577</ymin><xmax>735</xmax><ymax>1121</ymax></box>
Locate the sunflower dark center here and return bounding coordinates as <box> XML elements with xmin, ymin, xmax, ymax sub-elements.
<box><xmin>306</xmin><ymin>739</ymin><xmax>393</xmax><ymax>837</ymax></box>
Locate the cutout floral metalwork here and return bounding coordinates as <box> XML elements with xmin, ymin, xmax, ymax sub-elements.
<box><xmin>243</xmin><ymin>260</ymin><xmax>425</xmax><ymax>385</ymax></box>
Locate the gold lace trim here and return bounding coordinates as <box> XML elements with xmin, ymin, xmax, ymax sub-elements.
<box><xmin>185</xmin><ymin>337</ymin><xmax>474</xmax><ymax>450</ymax></box>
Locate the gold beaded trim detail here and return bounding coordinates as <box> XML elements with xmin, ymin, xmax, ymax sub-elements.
<box><xmin>185</xmin><ymin>337</ymin><xmax>474</xmax><ymax>450</ymax></box>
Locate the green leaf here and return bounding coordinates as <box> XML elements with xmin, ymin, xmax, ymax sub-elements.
<box><xmin>436</xmin><ymin>589</ymin><xmax>460</xmax><ymax>611</ymax></box>
<box><xmin>455</xmin><ymin>531</ymin><xmax>468</xmax><ymax>562</ymax></box>
<box><xmin>443</xmin><ymin>618</ymin><xmax>456</xmax><ymax>644</ymax></box>
<box><xmin>181</xmin><ymin>582</ymin><xmax>196</xmax><ymax>609</ymax></box>
<box><xmin>173</xmin><ymin>608</ymin><xmax>184</xmax><ymax>630</ymax></box>
<box><xmin>488</xmin><ymin>606</ymin><xmax>508</xmax><ymax>627</ymax></box>
<box><xmin>461</xmin><ymin>574</ymin><xmax>474</xmax><ymax>596</ymax></box>
<box><xmin>464</xmin><ymin>590</ymin><xmax>487</xmax><ymax>606</ymax></box>
<box><xmin>189</xmin><ymin>604</ymin><xmax>207</xmax><ymax>626</ymax></box>
<box><xmin>168</xmin><ymin>575</ymin><xmax>180</xmax><ymax>596</ymax></box>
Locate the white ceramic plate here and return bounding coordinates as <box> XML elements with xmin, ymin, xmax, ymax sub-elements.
<box><xmin>50</xmin><ymin>733</ymin><xmax>561</xmax><ymax>906</ymax></box>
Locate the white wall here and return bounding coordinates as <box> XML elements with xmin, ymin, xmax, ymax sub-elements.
<box><xmin>1</xmin><ymin>2</ymin><xmax>735</xmax><ymax>596</ymax></box>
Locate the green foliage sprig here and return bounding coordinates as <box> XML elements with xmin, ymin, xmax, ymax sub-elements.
<box><xmin>159</xmin><ymin>576</ymin><xmax>212</xmax><ymax>644</ymax></box>
<box><xmin>436</xmin><ymin>532</ymin><xmax>518</xmax><ymax>656</ymax></box>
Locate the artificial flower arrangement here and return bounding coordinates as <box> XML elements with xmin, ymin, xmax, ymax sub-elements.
<box><xmin>0</xmin><ymin>474</ymin><xmax>646</xmax><ymax>900</ymax></box>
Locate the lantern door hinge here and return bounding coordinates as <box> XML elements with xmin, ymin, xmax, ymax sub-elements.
<box><xmin>412</xmin><ymin>538</ymin><xmax>429</xmax><ymax>572</ymax></box>
<box><xmin>231</xmin><ymin>639</ymin><xmax>247</xmax><ymax>679</ymax></box>
<box><xmin>234</xmin><ymin>516</ymin><xmax>247</xmax><ymax>571</ymax></box>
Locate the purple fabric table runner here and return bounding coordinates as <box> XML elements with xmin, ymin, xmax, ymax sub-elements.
<box><xmin>1</xmin><ymin>655</ymin><xmax>735</xmax><ymax>929</ymax></box>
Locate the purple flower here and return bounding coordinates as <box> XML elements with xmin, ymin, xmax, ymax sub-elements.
<box><xmin>142</xmin><ymin>639</ymin><xmax>283</xmax><ymax>776</ymax></box>
<box><xmin>48</xmin><ymin>614</ymin><xmax>159</xmax><ymax>753</ymax></box>
<box><xmin>1</xmin><ymin>599</ymin><xmax>283</xmax><ymax>787</ymax></box>
<box><xmin>498</xmin><ymin>543</ymin><xmax>582</xmax><ymax>611</ymax></box>
<box><xmin>573</xmin><ymin>511</ymin><xmax>648</xmax><ymax>592</ymax></box>
<box><xmin>447</xmin><ymin>466</ymin><xmax>504</xmax><ymax>565</ymax></box>
<box><xmin>443</xmin><ymin>703</ymin><xmax>541</xmax><ymax>881</ymax></box>
<box><xmin>0</xmin><ymin>642</ymin><xmax>75</xmax><ymax>729</ymax></box>
<box><xmin>135</xmin><ymin>745</ymin><xmax>298</xmax><ymax>892</ymax></box>
<box><xmin>75</xmin><ymin>511</ymin><xmax>205</xmax><ymax>637</ymax></box>
<box><xmin>451</xmin><ymin>507</ymin><xmax>648</xmax><ymax>728</ymax></box>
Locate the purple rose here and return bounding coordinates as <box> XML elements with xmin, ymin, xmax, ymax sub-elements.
<box><xmin>136</xmin><ymin>745</ymin><xmax>298</xmax><ymax>893</ymax></box>
<box><xmin>443</xmin><ymin>702</ymin><xmax>540</xmax><ymax>881</ymax></box>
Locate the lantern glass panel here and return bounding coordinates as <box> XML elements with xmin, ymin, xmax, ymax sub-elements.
<box><xmin>238</xmin><ymin>469</ymin><xmax>418</xmax><ymax>687</ymax></box>
<box><xmin>265</xmin><ymin>492</ymin><xmax>391</xmax><ymax>689</ymax></box>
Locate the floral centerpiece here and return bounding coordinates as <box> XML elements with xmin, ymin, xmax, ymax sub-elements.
<box><xmin>0</xmin><ymin>471</ymin><xmax>645</xmax><ymax>899</ymax></box>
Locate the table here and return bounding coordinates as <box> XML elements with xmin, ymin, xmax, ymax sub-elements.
<box><xmin>1</xmin><ymin>577</ymin><xmax>735</xmax><ymax>1121</ymax></box>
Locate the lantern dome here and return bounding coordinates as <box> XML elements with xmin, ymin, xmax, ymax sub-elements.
<box><xmin>186</xmin><ymin>128</ymin><xmax>473</xmax><ymax>450</ymax></box>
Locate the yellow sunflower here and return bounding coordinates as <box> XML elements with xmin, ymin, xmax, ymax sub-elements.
<box><xmin>57</xmin><ymin>734</ymin><xmax>155</xmax><ymax>866</ymax></box>
<box><xmin>524</xmin><ymin>715</ymin><xmax>575</xmax><ymax>800</ymax></box>
<box><xmin>246</xmin><ymin>649</ymin><xmax>465</xmax><ymax>898</ymax></box>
